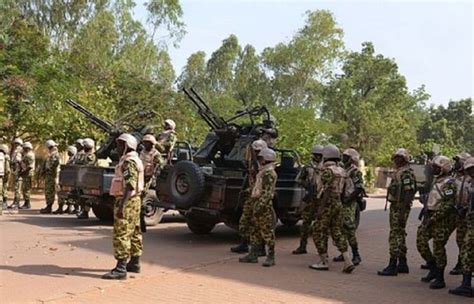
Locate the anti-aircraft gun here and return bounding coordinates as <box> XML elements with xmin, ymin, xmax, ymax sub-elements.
<box><xmin>156</xmin><ymin>88</ymin><xmax>305</xmax><ymax>234</ymax></box>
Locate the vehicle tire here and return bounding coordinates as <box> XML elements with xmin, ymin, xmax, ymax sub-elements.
<box><xmin>143</xmin><ymin>193</ymin><xmax>164</xmax><ymax>226</ymax></box>
<box><xmin>166</xmin><ymin>161</ymin><xmax>205</xmax><ymax>209</ymax></box>
<box><xmin>186</xmin><ymin>218</ymin><xmax>216</xmax><ymax>234</ymax></box>
<box><xmin>280</xmin><ymin>218</ymin><xmax>298</xmax><ymax>227</ymax></box>
<box><xmin>354</xmin><ymin>203</ymin><xmax>361</xmax><ymax>229</ymax></box>
<box><xmin>92</xmin><ymin>201</ymin><xmax>114</xmax><ymax>222</ymax></box>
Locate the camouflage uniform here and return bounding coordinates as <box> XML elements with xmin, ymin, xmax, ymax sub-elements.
<box><xmin>44</xmin><ymin>148</ymin><xmax>60</xmax><ymax>208</ymax></box>
<box><xmin>2</xmin><ymin>152</ymin><xmax>10</xmax><ymax>205</ymax></box>
<box><xmin>113</xmin><ymin>158</ymin><xmax>143</xmax><ymax>260</ymax></box>
<box><xmin>387</xmin><ymin>165</ymin><xmax>416</xmax><ymax>260</ymax></box>
<box><xmin>11</xmin><ymin>146</ymin><xmax>23</xmax><ymax>203</ymax></box>
<box><xmin>297</xmin><ymin>162</ymin><xmax>322</xmax><ymax>244</ymax></box>
<box><xmin>139</xmin><ymin>147</ymin><xmax>163</xmax><ymax>186</ymax></box>
<box><xmin>20</xmin><ymin>149</ymin><xmax>35</xmax><ymax>203</ymax></box>
<box><xmin>0</xmin><ymin>149</ymin><xmax>7</xmax><ymax>213</ymax></box>
<box><xmin>460</xmin><ymin>179</ymin><xmax>473</xmax><ymax>274</ymax></box>
<box><xmin>343</xmin><ymin>165</ymin><xmax>364</xmax><ymax>250</ymax></box>
<box><xmin>249</xmin><ymin>163</ymin><xmax>277</xmax><ymax>251</ymax></box>
<box><xmin>156</xmin><ymin>130</ymin><xmax>177</xmax><ymax>162</ymax></box>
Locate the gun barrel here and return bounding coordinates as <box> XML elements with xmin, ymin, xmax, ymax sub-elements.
<box><xmin>65</xmin><ymin>99</ymin><xmax>115</xmax><ymax>132</ymax></box>
<box><xmin>182</xmin><ymin>88</ymin><xmax>225</xmax><ymax>130</ymax></box>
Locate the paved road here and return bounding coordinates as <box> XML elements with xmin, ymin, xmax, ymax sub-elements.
<box><xmin>0</xmin><ymin>193</ymin><xmax>471</xmax><ymax>303</ymax></box>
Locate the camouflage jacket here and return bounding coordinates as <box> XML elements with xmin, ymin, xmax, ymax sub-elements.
<box><xmin>44</xmin><ymin>149</ymin><xmax>60</xmax><ymax>177</ymax></box>
<box><xmin>156</xmin><ymin>130</ymin><xmax>177</xmax><ymax>158</ymax></box>
<box><xmin>387</xmin><ymin>165</ymin><xmax>416</xmax><ymax>206</ymax></box>
<box><xmin>251</xmin><ymin>163</ymin><xmax>277</xmax><ymax>207</ymax></box>
<box><xmin>20</xmin><ymin>151</ymin><xmax>35</xmax><ymax>177</ymax></box>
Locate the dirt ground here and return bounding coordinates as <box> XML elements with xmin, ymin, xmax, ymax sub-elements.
<box><xmin>0</xmin><ymin>193</ymin><xmax>471</xmax><ymax>304</ymax></box>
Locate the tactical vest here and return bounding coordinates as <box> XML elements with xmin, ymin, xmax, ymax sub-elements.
<box><xmin>457</xmin><ymin>175</ymin><xmax>472</xmax><ymax>208</ymax></box>
<box><xmin>251</xmin><ymin>163</ymin><xmax>276</xmax><ymax>199</ymax></box>
<box><xmin>110</xmin><ymin>151</ymin><xmax>144</xmax><ymax>198</ymax></box>
<box><xmin>0</xmin><ymin>152</ymin><xmax>5</xmax><ymax>176</ymax></box>
<box><xmin>325</xmin><ymin>162</ymin><xmax>348</xmax><ymax>195</ymax></box>
<box><xmin>45</xmin><ymin>150</ymin><xmax>60</xmax><ymax>173</ymax></box>
<box><xmin>140</xmin><ymin>148</ymin><xmax>159</xmax><ymax>177</ymax></box>
<box><xmin>21</xmin><ymin>151</ymin><xmax>35</xmax><ymax>176</ymax></box>
<box><xmin>387</xmin><ymin>166</ymin><xmax>412</xmax><ymax>202</ymax></box>
<box><xmin>427</xmin><ymin>175</ymin><xmax>457</xmax><ymax>211</ymax></box>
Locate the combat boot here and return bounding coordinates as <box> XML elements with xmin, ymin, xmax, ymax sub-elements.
<box><xmin>449</xmin><ymin>273</ymin><xmax>473</xmax><ymax>298</ymax></box>
<box><xmin>256</xmin><ymin>243</ymin><xmax>266</xmax><ymax>257</ymax></box>
<box><xmin>352</xmin><ymin>247</ymin><xmax>362</xmax><ymax>266</ymax></box>
<box><xmin>420</xmin><ymin>263</ymin><xmax>430</xmax><ymax>270</ymax></box>
<box><xmin>77</xmin><ymin>210</ymin><xmax>89</xmax><ymax>219</ymax></box>
<box><xmin>126</xmin><ymin>256</ymin><xmax>141</xmax><ymax>273</ymax></box>
<box><xmin>72</xmin><ymin>204</ymin><xmax>80</xmax><ymax>214</ymax></box>
<box><xmin>66</xmin><ymin>204</ymin><xmax>74</xmax><ymax>214</ymax></box>
<box><xmin>239</xmin><ymin>246</ymin><xmax>258</xmax><ymax>263</ymax></box>
<box><xmin>19</xmin><ymin>200</ymin><xmax>31</xmax><ymax>209</ymax></box>
<box><xmin>429</xmin><ymin>267</ymin><xmax>446</xmax><ymax>289</ymax></box>
<box><xmin>262</xmin><ymin>246</ymin><xmax>275</xmax><ymax>267</ymax></box>
<box><xmin>8</xmin><ymin>200</ymin><xmax>19</xmax><ymax>209</ymax></box>
<box><xmin>333</xmin><ymin>254</ymin><xmax>344</xmax><ymax>262</ymax></box>
<box><xmin>397</xmin><ymin>256</ymin><xmax>409</xmax><ymax>274</ymax></box>
<box><xmin>449</xmin><ymin>259</ymin><xmax>462</xmax><ymax>275</ymax></box>
<box><xmin>292</xmin><ymin>240</ymin><xmax>308</xmax><ymax>255</ymax></box>
<box><xmin>102</xmin><ymin>259</ymin><xmax>127</xmax><ymax>280</ymax></box>
<box><xmin>40</xmin><ymin>205</ymin><xmax>52</xmax><ymax>214</ymax></box>
<box><xmin>342</xmin><ymin>251</ymin><xmax>355</xmax><ymax>273</ymax></box>
<box><xmin>230</xmin><ymin>239</ymin><xmax>248</xmax><ymax>253</ymax></box>
<box><xmin>52</xmin><ymin>204</ymin><xmax>64</xmax><ymax>214</ymax></box>
<box><xmin>421</xmin><ymin>261</ymin><xmax>437</xmax><ymax>282</ymax></box>
<box><xmin>377</xmin><ymin>258</ymin><xmax>398</xmax><ymax>276</ymax></box>
<box><xmin>309</xmin><ymin>254</ymin><xmax>329</xmax><ymax>271</ymax></box>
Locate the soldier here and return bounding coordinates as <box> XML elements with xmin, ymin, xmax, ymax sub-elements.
<box><xmin>73</xmin><ymin>139</ymin><xmax>85</xmax><ymax>164</ymax></box>
<box><xmin>309</xmin><ymin>144</ymin><xmax>355</xmax><ymax>274</ymax></box>
<box><xmin>332</xmin><ymin>148</ymin><xmax>364</xmax><ymax>265</ymax></box>
<box><xmin>139</xmin><ymin>134</ymin><xmax>163</xmax><ymax>188</ymax></box>
<box><xmin>156</xmin><ymin>119</ymin><xmax>177</xmax><ymax>163</ymax></box>
<box><xmin>66</xmin><ymin>146</ymin><xmax>77</xmax><ymax>164</ymax></box>
<box><xmin>292</xmin><ymin>144</ymin><xmax>323</xmax><ymax>255</ymax></box>
<box><xmin>40</xmin><ymin>140</ymin><xmax>61</xmax><ymax>214</ymax></box>
<box><xmin>9</xmin><ymin>138</ymin><xmax>23</xmax><ymax>209</ymax></box>
<box><xmin>260</xmin><ymin>116</ymin><xmax>278</xmax><ymax>148</ymax></box>
<box><xmin>416</xmin><ymin>155</ymin><xmax>458</xmax><ymax>289</ymax></box>
<box><xmin>76</xmin><ymin>138</ymin><xmax>97</xmax><ymax>219</ymax></box>
<box><xmin>0</xmin><ymin>144</ymin><xmax>8</xmax><ymax>213</ymax></box>
<box><xmin>239</xmin><ymin>148</ymin><xmax>278</xmax><ymax>267</ymax></box>
<box><xmin>61</xmin><ymin>146</ymin><xmax>77</xmax><ymax>214</ymax></box>
<box><xmin>0</xmin><ymin>144</ymin><xmax>10</xmax><ymax>210</ymax></box>
<box><xmin>102</xmin><ymin>133</ymin><xmax>144</xmax><ymax>280</ymax></box>
<box><xmin>378</xmin><ymin>148</ymin><xmax>416</xmax><ymax>276</ymax></box>
<box><xmin>449</xmin><ymin>157</ymin><xmax>474</xmax><ymax>298</ymax></box>
<box><xmin>231</xmin><ymin>139</ymin><xmax>268</xmax><ymax>254</ymax></box>
<box><xmin>18</xmin><ymin>142</ymin><xmax>35</xmax><ymax>210</ymax></box>
<box><xmin>449</xmin><ymin>152</ymin><xmax>471</xmax><ymax>275</ymax></box>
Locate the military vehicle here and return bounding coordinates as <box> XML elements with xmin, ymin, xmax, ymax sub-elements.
<box><xmin>156</xmin><ymin>88</ymin><xmax>306</xmax><ymax>234</ymax></box>
<box><xmin>58</xmin><ymin>99</ymin><xmax>168</xmax><ymax>224</ymax></box>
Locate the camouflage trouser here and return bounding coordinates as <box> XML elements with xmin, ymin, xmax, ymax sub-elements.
<box><xmin>239</xmin><ymin>197</ymin><xmax>254</xmax><ymax>240</ymax></box>
<box><xmin>342</xmin><ymin>201</ymin><xmax>358</xmax><ymax>249</ymax></box>
<box><xmin>312</xmin><ymin>201</ymin><xmax>348</xmax><ymax>255</ymax></box>
<box><xmin>416</xmin><ymin>212</ymin><xmax>456</xmax><ymax>268</ymax></box>
<box><xmin>1</xmin><ymin>173</ymin><xmax>8</xmax><ymax>200</ymax></box>
<box><xmin>113</xmin><ymin>196</ymin><xmax>143</xmax><ymax>259</ymax></box>
<box><xmin>13</xmin><ymin>173</ymin><xmax>22</xmax><ymax>201</ymax></box>
<box><xmin>299</xmin><ymin>200</ymin><xmax>317</xmax><ymax>242</ymax></box>
<box><xmin>450</xmin><ymin>215</ymin><xmax>468</xmax><ymax>260</ymax></box>
<box><xmin>0</xmin><ymin>177</ymin><xmax>3</xmax><ymax>214</ymax></box>
<box><xmin>44</xmin><ymin>175</ymin><xmax>57</xmax><ymax>206</ymax></box>
<box><xmin>21</xmin><ymin>175</ymin><xmax>32</xmax><ymax>201</ymax></box>
<box><xmin>388</xmin><ymin>204</ymin><xmax>411</xmax><ymax>259</ymax></box>
<box><xmin>250</xmin><ymin>201</ymin><xmax>275</xmax><ymax>248</ymax></box>
<box><xmin>461</xmin><ymin>217</ymin><xmax>474</xmax><ymax>273</ymax></box>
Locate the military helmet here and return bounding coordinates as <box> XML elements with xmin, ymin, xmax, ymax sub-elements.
<box><xmin>0</xmin><ymin>144</ymin><xmax>9</xmax><ymax>154</ymax></box>
<box><xmin>322</xmin><ymin>144</ymin><xmax>340</xmax><ymax>160</ymax></box>
<box><xmin>22</xmin><ymin>142</ymin><xmax>33</xmax><ymax>150</ymax></box>
<box><xmin>142</xmin><ymin>134</ymin><xmax>157</xmax><ymax>144</ymax></box>
<box><xmin>343</xmin><ymin>148</ymin><xmax>360</xmax><ymax>163</ymax></box>
<box><xmin>164</xmin><ymin>119</ymin><xmax>176</xmax><ymax>130</ymax></box>
<box><xmin>453</xmin><ymin>152</ymin><xmax>471</xmax><ymax>165</ymax></box>
<box><xmin>83</xmin><ymin>138</ymin><xmax>95</xmax><ymax>149</ymax></box>
<box><xmin>75</xmin><ymin>139</ymin><xmax>84</xmax><ymax>146</ymax></box>
<box><xmin>116</xmin><ymin>133</ymin><xmax>138</xmax><ymax>151</ymax></box>
<box><xmin>252</xmin><ymin>139</ymin><xmax>268</xmax><ymax>151</ymax></box>
<box><xmin>14</xmin><ymin>138</ymin><xmax>23</xmax><ymax>145</ymax></box>
<box><xmin>432</xmin><ymin>155</ymin><xmax>452</xmax><ymax>174</ymax></box>
<box><xmin>392</xmin><ymin>148</ymin><xmax>410</xmax><ymax>162</ymax></box>
<box><xmin>311</xmin><ymin>145</ymin><xmax>324</xmax><ymax>155</ymax></box>
<box><xmin>463</xmin><ymin>157</ymin><xmax>474</xmax><ymax>171</ymax></box>
<box><xmin>259</xmin><ymin>148</ymin><xmax>276</xmax><ymax>162</ymax></box>
<box><xmin>67</xmin><ymin>145</ymin><xmax>77</xmax><ymax>155</ymax></box>
<box><xmin>46</xmin><ymin>139</ymin><xmax>57</xmax><ymax>148</ymax></box>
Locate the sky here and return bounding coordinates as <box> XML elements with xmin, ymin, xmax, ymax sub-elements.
<box><xmin>135</xmin><ymin>0</ymin><xmax>473</xmax><ymax>106</ymax></box>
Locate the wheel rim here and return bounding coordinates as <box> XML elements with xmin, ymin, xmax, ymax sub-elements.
<box><xmin>144</xmin><ymin>200</ymin><xmax>156</xmax><ymax>217</ymax></box>
<box><xmin>175</xmin><ymin>173</ymin><xmax>190</xmax><ymax>194</ymax></box>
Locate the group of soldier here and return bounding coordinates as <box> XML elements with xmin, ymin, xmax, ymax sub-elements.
<box><xmin>229</xmin><ymin>140</ymin><xmax>473</xmax><ymax>298</ymax></box>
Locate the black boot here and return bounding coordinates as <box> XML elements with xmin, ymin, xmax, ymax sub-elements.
<box><xmin>40</xmin><ymin>204</ymin><xmax>52</xmax><ymax>214</ymax></box>
<box><xmin>352</xmin><ymin>247</ymin><xmax>362</xmax><ymax>266</ymax></box>
<box><xmin>397</xmin><ymin>256</ymin><xmax>409</xmax><ymax>274</ymax></box>
<box><xmin>292</xmin><ymin>240</ymin><xmax>307</xmax><ymax>255</ymax></box>
<box><xmin>377</xmin><ymin>258</ymin><xmax>398</xmax><ymax>276</ymax></box>
<box><xmin>449</xmin><ymin>259</ymin><xmax>463</xmax><ymax>275</ymax></box>
<box><xmin>77</xmin><ymin>210</ymin><xmax>89</xmax><ymax>219</ymax></box>
<box><xmin>333</xmin><ymin>254</ymin><xmax>344</xmax><ymax>262</ymax></box>
<box><xmin>2</xmin><ymin>198</ymin><xmax>7</xmax><ymax>210</ymax></box>
<box><xmin>449</xmin><ymin>273</ymin><xmax>473</xmax><ymax>297</ymax></box>
<box><xmin>66</xmin><ymin>204</ymin><xmax>74</xmax><ymax>214</ymax></box>
<box><xmin>262</xmin><ymin>246</ymin><xmax>275</xmax><ymax>267</ymax></box>
<box><xmin>239</xmin><ymin>246</ymin><xmax>258</xmax><ymax>263</ymax></box>
<box><xmin>420</xmin><ymin>263</ymin><xmax>430</xmax><ymax>270</ymax></box>
<box><xmin>102</xmin><ymin>259</ymin><xmax>127</xmax><ymax>280</ymax></box>
<box><xmin>72</xmin><ymin>204</ymin><xmax>80</xmax><ymax>214</ymax></box>
<box><xmin>19</xmin><ymin>200</ymin><xmax>31</xmax><ymax>209</ymax></box>
<box><xmin>429</xmin><ymin>267</ymin><xmax>446</xmax><ymax>289</ymax></box>
<box><xmin>256</xmin><ymin>243</ymin><xmax>267</xmax><ymax>257</ymax></box>
<box><xmin>421</xmin><ymin>261</ymin><xmax>437</xmax><ymax>283</ymax></box>
<box><xmin>230</xmin><ymin>239</ymin><xmax>248</xmax><ymax>253</ymax></box>
<box><xmin>126</xmin><ymin>256</ymin><xmax>141</xmax><ymax>273</ymax></box>
<box><xmin>52</xmin><ymin>204</ymin><xmax>64</xmax><ymax>214</ymax></box>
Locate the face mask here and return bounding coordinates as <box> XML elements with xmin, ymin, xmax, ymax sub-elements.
<box><xmin>432</xmin><ymin>165</ymin><xmax>442</xmax><ymax>176</ymax></box>
<box><xmin>342</xmin><ymin>154</ymin><xmax>351</xmax><ymax>165</ymax></box>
